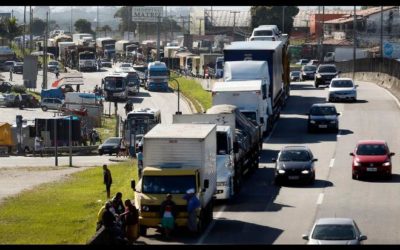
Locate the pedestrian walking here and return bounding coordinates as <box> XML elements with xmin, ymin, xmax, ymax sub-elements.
<box><xmin>9</xmin><ymin>67</ymin><xmax>13</xmax><ymax>81</ymax></box>
<box><xmin>34</xmin><ymin>136</ymin><xmax>43</xmax><ymax>157</ymax></box>
<box><xmin>137</xmin><ymin>150</ymin><xmax>143</xmax><ymax>178</ymax></box>
<box><xmin>183</xmin><ymin>188</ymin><xmax>200</xmax><ymax>234</ymax></box>
<box><xmin>103</xmin><ymin>164</ymin><xmax>113</xmax><ymax>199</ymax></box>
<box><xmin>120</xmin><ymin>199</ymin><xmax>139</xmax><ymax>244</ymax></box>
<box><xmin>160</xmin><ymin>194</ymin><xmax>177</xmax><ymax>240</ymax></box>
<box><xmin>54</xmin><ymin>68</ymin><xmax>59</xmax><ymax>79</ymax></box>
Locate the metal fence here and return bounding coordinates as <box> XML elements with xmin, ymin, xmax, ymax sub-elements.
<box><xmin>336</xmin><ymin>57</ymin><xmax>400</xmax><ymax>79</ymax></box>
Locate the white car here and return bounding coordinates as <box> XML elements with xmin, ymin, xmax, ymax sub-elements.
<box><xmin>249</xmin><ymin>25</ymin><xmax>281</xmax><ymax>41</ymax></box>
<box><xmin>41</xmin><ymin>98</ymin><xmax>64</xmax><ymax>111</ymax></box>
<box><xmin>302</xmin><ymin>218</ymin><xmax>367</xmax><ymax>245</ymax></box>
<box><xmin>327</xmin><ymin>78</ymin><xmax>357</xmax><ymax>102</ymax></box>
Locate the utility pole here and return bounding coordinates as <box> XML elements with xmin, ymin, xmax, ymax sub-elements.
<box><xmin>70</xmin><ymin>6</ymin><xmax>73</xmax><ymax>33</ymax></box>
<box><xmin>380</xmin><ymin>6</ymin><xmax>383</xmax><ymax>60</ymax></box>
<box><xmin>321</xmin><ymin>6</ymin><xmax>325</xmax><ymax>62</ymax></box>
<box><xmin>353</xmin><ymin>6</ymin><xmax>356</xmax><ymax>79</ymax></box>
<box><xmin>96</xmin><ymin>6</ymin><xmax>99</xmax><ymax>37</ymax></box>
<box><xmin>43</xmin><ymin>11</ymin><xmax>49</xmax><ymax>90</ymax></box>
<box><xmin>157</xmin><ymin>15</ymin><xmax>160</xmax><ymax>61</ymax></box>
<box><xmin>23</xmin><ymin>6</ymin><xmax>26</xmax><ymax>56</ymax></box>
<box><xmin>29</xmin><ymin>6</ymin><xmax>33</xmax><ymax>52</ymax></box>
<box><xmin>198</xmin><ymin>18</ymin><xmax>204</xmax><ymax>36</ymax></box>
<box><xmin>230</xmin><ymin>11</ymin><xmax>239</xmax><ymax>41</ymax></box>
<box><xmin>282</xmin><ymin>6</ymin><xmax>286</xmax><ymax>33</ymax></box>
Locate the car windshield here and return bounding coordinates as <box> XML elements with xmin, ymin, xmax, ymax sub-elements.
<box><xmin>331</xmin><ymin>80</ymin><xmax>354</xmax><ymax>88</ymax></box>
<box><xmin>304</xmin><ymin>66</ymin><xmax>316</xmax><ymax>71</ymax></box>
<box><xmin>312</xmin><ymin>224</ymin><xmax>356</xmax><ymax>240</ymax></box>
<box><xmin>254</xmin><ymin>30</ymin><xmax>273</xmax><ymax>36</ymax></box>
<box><xmin>142</xmin><ymin>175</ymin><xmax>196</xmax><ymax>194</ymax></box>
<box><xmin>319</xmin><ymin>66</ymin><xmax>337</xmax><ymax>73</ymax></box>
<box><xmin>279</xmin><ymin>150</ymin><xmax>311</xmax><ymax>162</ymax></box>
<box><xmin>310</xmin><ymin>106</ymin><xmax>337</xmax><ymax>116</ymax></box>
<box><xmin>121</xmin><ymin>63</ymin><xmax>131</xmax><ymax>67</ymax></box>
<box><xmin>104</xmin><ymin>138</ymin><xmax>121</xmax><ymax>145</ymax></box>
<box><xmin>291</xmin><ymin>71</ymin><xmax>300</xmax><ymax>76</ymax></box>
<box><xmin>356</xmin><ymin>144</ymin><xmax>387</xmax><ymax>155</ymax></box>
<box><xmin>49</xmin><ymin>61</ymin><xmax>58</xmax><ymax>65</ymax></box>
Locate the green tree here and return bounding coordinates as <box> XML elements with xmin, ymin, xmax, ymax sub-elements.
<box><xmin>114</xmin><ymin>6</ymin><xmax>136</xmax><ymax>34</ymax></box>
<box><xmin>74</xmin><ymin>19</ymin><xmax>94</xmax><ymax>34</ymax></box>
<box><xmin>101</xmin><ymin>25</ymin><xmax>112</xmax><ymax>36</ymax></box>
<box><xmin>31</xmin><ymin>18</ymin><xmax>46</xmax><ymax>36</ymax></box>
<box><xmin>0</xmin><ymin>17</ymin><xmax>23</xmax><ymax>44</ymax></box>
<box><xmin>250</xmin><ymin>6</ymin><xmax>300</xmax><ymax>34</ymax></box>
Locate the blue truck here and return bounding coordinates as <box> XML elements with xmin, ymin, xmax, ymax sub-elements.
<box><xmin>223</xmin><ymin>40</ymin><xmax>290</xmax><ymax>134</ymax></box>
<box><xmin>145</xmin><ymin>61</ymin><xmax>169</xmax><ymax>92</ymax></box>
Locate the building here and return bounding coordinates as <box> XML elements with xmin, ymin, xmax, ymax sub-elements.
<box><xmin>324</xmin><ymin>6</ymin><xmax>400</xmax><ymax>47</ymax></box>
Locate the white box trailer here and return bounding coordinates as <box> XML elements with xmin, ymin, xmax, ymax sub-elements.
<box><xmin>58</xmin><ymin>41</ymin><xmax>76</xmax><ymax>61</ymax></box>
<box><xmin>73</xmin><ymin>33</ymin><xmax>92</xmax><ymax>45</ymax></box>
<box><xmin>212</xmin><ymin>80</ymin><xmax>268</xmax><ymax>135</ymax></box>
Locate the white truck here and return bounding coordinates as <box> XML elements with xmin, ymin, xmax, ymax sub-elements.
<box><xmin>212</xmin><ymin>80</ymin><xmax>268</xmax><ymax>136</ymax></box>
<box><xmin>173</xmin><ymin>114</ymin><xmax>236</xmax><ymax>200</ymax></box>
<box><xmin>58</xmin><ymin>41</ymin><xmax>75</xmax><ymax>61</ymax></box>
<box><xmin>72</xmin><ymin>33</ymin><xmax>93</xmax><ymax>45</ymax></box>
<box><xmin>324</xmin><ymin>47</ymin><xmax>369</xmax><ymax>62</ymax></box>
<box><xmin>132</xmin><ymin>123</ymin><xmax>216</xmax><ymax>235</ymax></box>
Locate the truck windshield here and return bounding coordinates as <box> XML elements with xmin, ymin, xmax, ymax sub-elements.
<box><xmin>127</xmin><ymin>73</ymin><xmax>140</xmax><ymax>86</ymax></box>
<box><xmin>149</xmin><ymin>69</ymin><xmax>168</xmax><ymax>77</ymax></box>
<box><xmin>79</xmin><ymin>54</ymin><xmax>94</xmax><ymax>59</ymax></box>
<box><xmin>318</xmin><ymin>66</ymin><xmax>336</xmax><ymax>73</ymax></box>
<box><xmin>105</xmin><ymin>44</ymin><xmax>115</xmax><ymax>50</ymax></box>
<box><xmin>216</xmin><ymin>131</ymin><xmax>229</xmax><ymax>155</ymax></box>
<box><xmin>104</xmin><ymin>77</ymin><xmax>125</xmax><ymax>90</ymax></box>
<box><xmin>254</xmin><ymin>30</ymin><xmax>273</xmax><ymax>36</ymax></box>
<box><xmin>142</xmin><ymin>175</ymin><xmax>196</xmax><ymax>194</ymax></box>
<box><xmin>241</xmin><ymin>111</ymin><xmax>257</xmax><ymax>125</ymax></box>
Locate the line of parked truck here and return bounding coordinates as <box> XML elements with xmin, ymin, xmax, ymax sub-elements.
<box><xmin>130</xmin><ymin>28</ymin><xmax>291</xmax><ymax>236</ymax></box>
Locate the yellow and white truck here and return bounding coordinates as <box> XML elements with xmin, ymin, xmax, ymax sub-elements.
<box><xmin>131</xmin><ymin>123</ymin><xmax>217</xmax><ymax>235</ymax></box>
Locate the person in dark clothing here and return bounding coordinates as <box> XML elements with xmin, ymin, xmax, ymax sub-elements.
<box><xmin>124</xmin><ymin>102</ymin><xmax>133</xmax><ymax>115</ymax></box>
<box><xmin>112</xmin><ymin>192</ymin><xmax>125</xmax><ymax>215</ymax></box>
<box><xmin>102</xmin><ymin>202</ymin><xmax>125</xmax><ymax>244</ymax></box>
<box><xmin>103</xmin><ymin>165</ymin><xmax>112</xmax><ymax>199</ymax></box>
<box><xmin>160</xmin><ymin>194</ymin><xmax>177</xmax><ymax>240</ymax></box>
<box><xmin>120</xmin><ymin>199</ymin><xmax>139</xmax><ymax>244</ymax></box>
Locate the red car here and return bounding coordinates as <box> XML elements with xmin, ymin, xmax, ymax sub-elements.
<box><xmin>350</xmin><ymin>140</ymin><xmax>395</xmax><ymax>180</ymax></box>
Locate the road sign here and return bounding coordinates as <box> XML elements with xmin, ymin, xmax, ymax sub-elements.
<box><xmin>23</xmin><ymin>55</ymin><xmax>38</xmax><ymax>88</ymax></box>
<box><xmin>132</xmin><ymin>6</ymin><xmax>163</xmax><ymax>22</ymax></box>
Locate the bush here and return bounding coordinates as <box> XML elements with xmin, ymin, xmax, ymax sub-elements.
<box><xmin>11</xmin><ymin>84</ymin><xmax>27</xmax><ymax>94</ymax></box>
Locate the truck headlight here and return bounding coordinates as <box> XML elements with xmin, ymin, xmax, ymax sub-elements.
<box><xmin>141</xmin><ymin>205</ymin><xmax>150</xmax><ymax>212</ymax></box>
<box><xmin>310</xmin><ymin>120</ymin><xmax>316</xmax><ymax>124</ymax></box>
<box><xmin>278</xmin><ymin>169</ymin><xmax>285</xmax><ymax>174</ymax></box>
<box><xmin>301</xmin><ymin>170</ymin><xmax>310</xmax><ymax>174</ymax></box>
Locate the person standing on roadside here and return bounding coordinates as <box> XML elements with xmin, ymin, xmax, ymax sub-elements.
<box><xmin>160</xmin><ymin>194</ymin><xmax>177</xmax><ymax>240</ymax></box>
<box><xmin>120</xmin><ymin>199</ymin><xmax>139</xmax><ymax>244</ymax></box>
<box><xmin>183</xmin><ymin>188</ymin><xmax>200</xmax><ymax>234</ymax></box>
<box><xmin>34</xmin><ymin>135</ymin><xmax>43</xmax><ymax>157</ymax></box>
<box><xmin>137</xmin><ymin>149</ymin><xmax>143</xmax><ymax>178</ymax></box>
<box><xmin>103</xmin><ymin>164</ymin><xmax>112</xmax><ymax>199</ymax></box>
<box><xmin>9</xmin><ymin>67</ymin><xmax>13</xmax><ymax>81</ymax></box>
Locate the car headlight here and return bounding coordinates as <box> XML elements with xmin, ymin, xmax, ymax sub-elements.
<box><xmin>141</xmin><ymin>205</ymin><xmax>150</xmax><ymax>212</ymax></box>
<box><xmin>316</xmin><ymin>74</ymin><xmax>321</xmax><ymax>78</ymax></box>
<box><xmin>354</xmin><ymin>160</ymin><xmax>361</xmax><ymax>166</ymax></box>
<box><xmin>330</xmin><ymin>120</ymin><xmax>337</xmax><ymax>124</ymax></box>
<box><xmin>301</xmin><ymin>170</ymin><xmax>310</xmax><ymax>174</ymax></box>
<box><xmin>278</xmin><ymin>169</ymin><xmax>285</xmax><ymax>174</ymax></box>
<box><xmin>217</xmin><ymin>181</ymin><xmax>227</xmax><ymax>187</ymax></box>
<box><xmin>383</xmin><ymin>161</ymin><xmax>391</xmax><ymax>166</ymax></box>
<box><xmin>310</xmin><ymin>120</ymin><xmax>316</xmax><ymax>124</ymax></box>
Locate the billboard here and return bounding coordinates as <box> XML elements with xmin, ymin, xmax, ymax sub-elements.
<box><xmin>23</xmin><ymin>55</ymin><xmax>38</xmax><ymax>89</ymax></box>
<box><xmin>132</xmin><ymin>6</ymin><xmax>163</xmax><ymax>22</ymax></box>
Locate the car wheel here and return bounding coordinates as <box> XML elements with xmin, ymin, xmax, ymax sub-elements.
<box><xmin>41</xmin><ymin>106</ymin><xmax>48</xmax><ymax>111</ymax></box>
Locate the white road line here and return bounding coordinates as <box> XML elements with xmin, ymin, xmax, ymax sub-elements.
<box><xmin>382</xmin><ymin>87</ymin><xmax>400</xmax><ymax>109</ymax></box>
<box><xmin>317</xmin><ymin>193</ymin><xmax>324</xmax><ymax>205</ymax></box>
<box><xmin>329</xmin><ymin>158</ymin><xmax>335</xmax><ymax>168</ymax></box>
<box><xmin>196</xmin><ymin>204</ymin><xmax>227</xmax><ymax>245</ymax></box>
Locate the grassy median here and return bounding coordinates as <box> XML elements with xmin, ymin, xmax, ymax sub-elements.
<box><xmin>97</xmin><ymin>115</ymin><xmax>117</xmax><ymax>143</ymax></box>
<box><xmin>0</xmin><ymin>160</ymin><xmax>138</xmax><ymax>244</ymax></box>
<box><xmin>169</xmin><ymin>75</ymin><xmax>212</xmax><ymax>113</ymax></box>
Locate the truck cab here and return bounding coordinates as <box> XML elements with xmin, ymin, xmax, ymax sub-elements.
<box><xmin>215</xmin><ymin>57</ymin><xmax>224</xmax><ymax>78</ymax></box>
<box><xmin>78</xmin><ymin>51</ymin><xmax>96</xmax><ymax>72</ymax></box>
<box><xmin>146</xmin><ymin>61</ymin><xmax>169</xmax><ymax>92</ymax></box>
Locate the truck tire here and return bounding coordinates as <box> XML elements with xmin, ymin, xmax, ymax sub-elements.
<box><xmin>139</xmin><ymin>225</ymin><xmax>147</xmax><ymax>236</ymax></box>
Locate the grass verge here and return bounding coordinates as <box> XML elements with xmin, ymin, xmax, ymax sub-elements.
<box><xmin>97</xmin><ymin>115</ymin><xmax>117</xmax><ymax>143</ymax></box>
<box><xmin>0</xmin><ymin>160</ymin><xmax>138</xmax><ymax>244</ymax></box>
<box><xmin>169</xmin><ymin>74</ymin><xmax>212</xmax><ymax>113</ymax></box>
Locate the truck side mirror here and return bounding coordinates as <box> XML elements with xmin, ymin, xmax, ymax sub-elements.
<box><xmin>204</xmin><ymin>179</ymin><xmax>209</xmax><ymax>189</ymax></box>
<box><xmin>130</xmin><ymin>179</ymin><xmax>136</xmax><ymax>190</ymax></box>
<box><xmin>233</xmin><ymin>141</ymin><xmax>239</xmax><ymax>153</ymax></box>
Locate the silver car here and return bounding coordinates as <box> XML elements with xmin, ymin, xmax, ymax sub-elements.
<box><xmin>41</xmin><ymin>98</ymin><xmax>64</xmax><ymax>111</ymax></box>
<box><xmin>302</xmin><ymin>218</ymin><xmax>367</xmax><ymax>245</ymax></box>
<box><xmin>328</xmin><ymin>78</ymin><xmax>357</xmax><ymax>102</ymax></box>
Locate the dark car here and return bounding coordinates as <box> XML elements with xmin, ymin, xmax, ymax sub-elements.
<box><xmin>12</xmin><ymin>62</ymin><xmax>23</xmax><ymax>74</ymax></box>
<box><xmin>0</xmin><ymin>81</ymin><xmax>12</xmax><ymax>93</ymax></box>
<box><xmin>307</xmin><ymin>103</ymin><xmax>340</xmax><ymax>133</ymax></box>
<box><xmin>314</xmin><ymin>64</ymin><xmax>339</xmax><ymax>88</ymax></box>
<box><xmin>350</xmin><ymin>140</ymin><xmax>395</xmax><ymax>180</ymax></box>
<box><xmin>290</xmin><ymin>71</ymin><xmax>300</xmax><ymax>82</ymax></box>
<box><xmin>273</xmin><ymin>146</ymin><xmax>317</xmax><ymax>185</ymax></box>
<box><xmin>101</xmin><ymin>59</ymin><xmax>112</xmax><ymax>68</ymax></box>
<box><xmin>300</xmin><ymin>65</ymin><xmax>317</xmax><ymax>81</ymax></box>
<box><xmin>0</xmin><ymin>61</ymin><xmax>16</xmax><ymax>71</ymax></box>
<box><xmin>47</xmin><ymin>61</ymin><xmax>59</xmax><ymax>73</ymax></box>
<box><xmin>98</xmin><ymin>137</ymin><xmax>122</xmax><ymax>156</ymax></box>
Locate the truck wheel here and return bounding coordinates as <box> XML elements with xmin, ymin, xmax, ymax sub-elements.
<box><xmin>139</xmin><ymin>225</ymin><xmax>147</xmax><ymax>236</ymax></box>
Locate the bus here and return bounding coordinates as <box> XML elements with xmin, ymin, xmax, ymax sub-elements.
<box><xmin>115</xmin><ymin>66</ymin><xmax>140</xmax><ymax>96</ymax></box>
<box><xmin>124</xmin><ymin>108</ymin><xmax>161</xmax><ymax>151</ymax></box>
<box><xmin>101</xmin><ymin>72</ymin><xmax>128</xmax><ymax>102</ymax></box>
<box><xmin>146</xmin><ymin>61</ymin><xmax>169</xmax><ymax>92</ymax></box>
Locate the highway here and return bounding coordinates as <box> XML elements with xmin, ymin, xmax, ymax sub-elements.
<box><xmin>139</xmin><ymin>79</ymin><xmax>400</xmax><ymax>244</ymax></box>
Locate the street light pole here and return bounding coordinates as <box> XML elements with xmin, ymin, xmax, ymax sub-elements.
<box><xmin>23</xmin><ymin>6</ymin><xmax>26</xmax><ymax>56</ymax></box>
<box><xmin>282</xmin><ymin>6</ymin><xmax>285</xmax><ymax>33</ymax></box>
<box><xmin>353</xmin><ymin>6</ymin><xmax>357</xmax><ymax>79</ymax></box>
<box><xmin>171</xmin><ymin>78</ymin><xmax>181</xmax><ymax>115</ymax></box>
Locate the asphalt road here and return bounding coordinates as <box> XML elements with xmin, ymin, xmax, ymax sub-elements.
<box><xmin>138</xmin><ymin>79</ymin><xmax>400</xmax><ymax>244</ymax></box>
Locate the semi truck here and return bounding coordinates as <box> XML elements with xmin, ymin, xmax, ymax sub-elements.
<box><xmin>132</xmin><ymin>123</ymin><xmax>217</xmax><ymax>235</ymax></box>
<box><xmin>115</xmin><ymin>40</ymin><xmax>137</xmax><ymax>58</ymax></box>
<box><xmin>223</xmin><ymin>40</ymin><xmax>290</xmax><ymax>134</ymax></box>
<box><xmin>96</xmin><ymin>37</ymin><xmax>116</xmax><ymax>59</ymax></box>
<box><xmin>199</xmin><ymin>53</ymin><xmax>223</xmax><ymax>77</ymax></box>
<box><xmin>72</xmin><ymin>33</ymin><xmax>93</xmax><ymax>45</ymax></box>
<box><xmin>212</xmin><ymin>80</ymin><xmax>268</xmax><ymax>136</ymax></box>
<box><xmin>323</xmin><ymin>47</ymin><xmax>369</xmax><ymax>62</ymax></box>
<box><xmin>145</xmin><ymin>61</ymin><xmax>169</xmax><ymax>92</ymax></box>
<box><xmin>65</xmin><ymin>45</ymin><xmax>97</xmax><ymax>71</ymax></box>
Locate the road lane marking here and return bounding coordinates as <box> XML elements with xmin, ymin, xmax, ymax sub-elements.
<box><xmin>317</xmin><ymin>193</ymin><xmax>324</xmax><ymax>205</ymax></box>
<box><xmin>329</xmin><ymin>159</ymin><xmax>335</xmax><ymax>168</ymax></box>
<box><xmin>382</xmin><ymin>87</ymin><xmax>400</xmax><ymax>109</ymax></box>
<box><xmin>196</xmin><ymin>204</ymin><xmax>227</xmax><ymax>245</ymax></box>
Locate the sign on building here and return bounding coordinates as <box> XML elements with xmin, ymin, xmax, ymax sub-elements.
<box><xmin>132</xmin><ymin>6</ymin><xmax>163</xmax><ymax>22</ymax></box>
<box><xmin>383</xmin><ymin>42</ymin><xmax>400</xmax><ymax>59</ymax></box>
<box><xmin>23</xmin><ymin>55</ymin><xmax>38</xmax><ymax>89</ymax></box>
